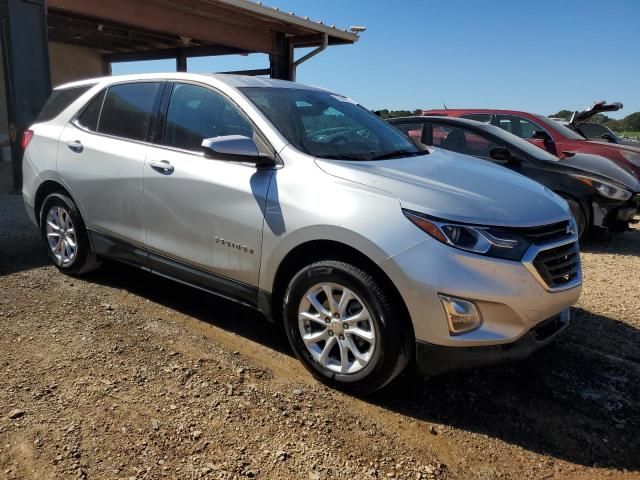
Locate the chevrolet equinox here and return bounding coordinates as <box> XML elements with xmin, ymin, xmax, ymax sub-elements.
<box><xmin>22</xmin><ymin>74</ymin><xmax>582</xmax><ymax>394</ymax></box>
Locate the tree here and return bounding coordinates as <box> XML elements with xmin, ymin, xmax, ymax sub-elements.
<box><xmin>549</xmin><ymin>109</ymin><xmax>572</xmax><ymax>120</ymax></box>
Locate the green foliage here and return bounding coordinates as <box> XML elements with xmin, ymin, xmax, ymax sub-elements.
<box><xmin>375</xmin><ymin>109</ymin><xmax>417</xmax><ymax>119</ymax></box>
<box><xmin>619</xmin><ymin>131</ymin><xmax>640</xmax><ymax>139</ymax></box>
<box><xmin>549</xmin><ymin>109</ymin><xmax>573</xmax><ymax>120</ymax></box>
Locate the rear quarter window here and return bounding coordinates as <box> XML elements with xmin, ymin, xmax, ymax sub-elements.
<box><xmin>36</xmin><ymin>85</ymin><xmax>93</xmax><ymax>123</ymax></box>
<box><xmin>75</xmin><ymin>90</ymin><xmax>106</xmax><ymax>132</ymax></box>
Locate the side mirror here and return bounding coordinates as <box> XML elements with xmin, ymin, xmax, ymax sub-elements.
<box><xmin>489</xmin><ymin>147</ymin><xmax>516</xmax><ymax>163</ymax></box>
<box><xmin>532</xmin><ymin>130</ymin><xmax>552</xmax><ymax>142</ymax></box>
<box><xmin>201</xmin><ymin>135</ymin><xmax>274</xmax><ymax>167</ymax></box>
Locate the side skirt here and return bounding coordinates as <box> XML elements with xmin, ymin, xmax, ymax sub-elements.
<box><xmin>88</xmin><ymin>229</ymin><xmax>273</xmax><ymax>321</ymax></box>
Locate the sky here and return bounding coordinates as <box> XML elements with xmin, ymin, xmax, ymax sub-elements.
<box><xmin>112</xmin><ymin>0</ymin><xmax>640</xmax><ymax>119</ymax></box>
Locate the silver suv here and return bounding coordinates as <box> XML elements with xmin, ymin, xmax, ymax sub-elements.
<box><xmin>22</xmin><ymin>73</ymin><xmax>582</xmax><ymax>393</ymax></box>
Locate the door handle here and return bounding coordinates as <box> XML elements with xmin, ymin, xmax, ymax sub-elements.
<box><xmin>150</xmin><ymin>159</ymin><xmax>174</xmax><ymax>174</ymax></box>
<box><xmin>67</xmin><ymin>140</ymin><xmax>83</xmax><ymax>153</ymax></box>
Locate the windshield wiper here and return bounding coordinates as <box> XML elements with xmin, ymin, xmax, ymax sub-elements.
<box><xmin>315</xmin><ymin>154</ymin><xmax>368</xmax><ymax>160</ymax></box>
<box><xmin>369</xmin><ymin>150</ymin><xmax>428</xmax><ymax>161</ymax></box>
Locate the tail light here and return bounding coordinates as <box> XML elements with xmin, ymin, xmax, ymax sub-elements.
<box><xmin>21</xmin><ymin>129</ymin><xmax>34</xmax><ymax>150</ymax></box>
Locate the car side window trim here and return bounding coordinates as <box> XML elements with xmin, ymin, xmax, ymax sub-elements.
<box><xmin>67</xmin><ymin>78</ymin><xmax>277</xmax><ymax>165</ymax></box>
<box><xmin>147</xmin><ymin>82</ymin><xmax>170</xmax><ymax>144</ymax></box>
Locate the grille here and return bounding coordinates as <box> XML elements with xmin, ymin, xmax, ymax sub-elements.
<box><xmin>516</xmin><ymin>220</ymin><xmax>571</xmax><ymax>244</ymax></box>
<box><xmin>532</xmin><ymin>242</ymin><xmax>580</xmax><ymax>288</ymax></box>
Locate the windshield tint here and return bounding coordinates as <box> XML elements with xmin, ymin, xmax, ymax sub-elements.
<box><xmin>479</xmin><ymin>123</ymin><xmax>560</xmax><ymax>161</ymax></box>
<box><xmin>240</xmin><ymin>87</ymin><xmax>425</xmax><ymax>160</ymax></box>
<box><xmin>533</xmin><ymin>114</ymin><xmax>585</xmax><ymax>140</ymax></box>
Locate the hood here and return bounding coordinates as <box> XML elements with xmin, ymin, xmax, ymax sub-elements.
<box><xmin>585</xmin><ymin>139</ymin><xmax>640</xmax><ymax>154</ymax></box>
<box><xmin>554</xmin><ymin>153</ymin><xmax>640</xmax><ymax>192</ymax></box>
<box><xmin>315</xmin><ymin>148</ymin><xmax>570</xmax><ymax>227</ymax></box>
<box><xmin>570</xmin><ymin>101</ymin><xmax>622</xmax><ymax>127</ymax></box>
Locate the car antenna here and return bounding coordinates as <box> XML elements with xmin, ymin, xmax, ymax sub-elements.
<box><xmin>441</xmin><ymin>97</ymin><xmax>448</xmax><ymax>109</ymax></box>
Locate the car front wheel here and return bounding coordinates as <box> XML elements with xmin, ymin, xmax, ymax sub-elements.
<box><xmin>283</xmin><ymin>260</ymin><xmax>412</xmax><ymax>395</ymax></box>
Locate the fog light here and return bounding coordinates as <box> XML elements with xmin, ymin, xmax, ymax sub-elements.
<box><xmin>438</xmin><ymin>295</ymin><xmax>482</xmax><ymax>335</ymax></box>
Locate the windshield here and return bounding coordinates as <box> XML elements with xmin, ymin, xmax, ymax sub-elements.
<box><xmin>240</xmin><ymin>87</ymin><xmax>426</xmax><ymax>160</ymax></box>
<box><xmin>533</xmin><ymin>114</ymin><xmax>585</xmax><ymax>140</ymax></box>
<box><xmin>479</xmin><ymin>123</ymin><xmax>560</xmax><ymax>162</ymax></box>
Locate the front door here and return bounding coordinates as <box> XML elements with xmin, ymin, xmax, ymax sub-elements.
<box><xmin>143</xmin><ymin>82</ymin><xmax>273</xmax><ymax>293</ymax></box>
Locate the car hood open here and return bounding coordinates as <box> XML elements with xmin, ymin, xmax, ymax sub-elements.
<box><xmin>316</xmin><ymin>148</ymin><xmax>569</xmax><ymax>227</ymax></box>
<box><xmin>570</xmin><ymin>101</ymin><xmax>623</xmax><ymax>127</ymax></box>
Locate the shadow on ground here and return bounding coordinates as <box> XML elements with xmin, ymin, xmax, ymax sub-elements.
<box><xmin>580</xmin><ymin>227</ymin><xmax>640</xmax><ymax>256</ymax></box>
<box><xmin>0</xmin><ymin>192</ymin><xmax>48</xmax><ymax>276</ymax></box>
<box><xmin>371</xmin><ymin>306</ymin><xmax>640</xmax><ymax>471</ymax></box>
<box><xmin>86</xmin><ymin>260</ymin><xmax>289</xmax><ymax>355</ymax></box>
<box><xmin>84</xmin><ymin>260</ymin><xmax>640</xmax><ymax>472</ymax></box>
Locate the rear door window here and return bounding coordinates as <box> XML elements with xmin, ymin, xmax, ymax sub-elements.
<box><xmin>431</xmin><ymin>124</ymin><xmax>500</xmax><ymax>158</ymax></box>
<box><xmin>36</xmin><ymin>85</ymin><xmax>93</xmax><ymax>123</ymax></box>
<box><xmin>98</xmin><ymin>82</ymin><xmax>161</xmax><ymax>141</ymax></box>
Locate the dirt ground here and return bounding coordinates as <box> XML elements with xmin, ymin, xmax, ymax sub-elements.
<box><xmin>1</xmin><ymin>180</ymin><xmax>639</xmax><ymax>479</ymax></box>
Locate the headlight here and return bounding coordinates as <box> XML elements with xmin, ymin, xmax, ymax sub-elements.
<box><xmin>571</xmin><ymin>175</ymin><xmax>632</xmax><ymax>201</ymax></box>
<box><xmin>620</xmin><ymin>150</ymin><xmax>640</xmax><ymax>167</ymax></box>
<box><xmin>403</xmin><ymin>210</ymin><xmax>530</xmax><ymax>261</ymax></box>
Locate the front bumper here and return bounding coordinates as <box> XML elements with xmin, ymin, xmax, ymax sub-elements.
<box><xmin>592</xmin><ymin>194</ymin><xmax>640</xmax><ymax>228</ymax></box>
<box><xmin>379</xmin><ymin>234</ymin><xmax>581</xmax><ymax>348</ymax></box>
<box><xmin>415</xmin><ymin>308</ymin><xmax>570</xmax><ymax>376</ymax></box>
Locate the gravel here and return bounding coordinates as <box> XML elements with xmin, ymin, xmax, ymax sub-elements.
<box><xmin>1</xmin><ymin>185</ymin><xmax>638</xmax><ymax>479</ymax></box>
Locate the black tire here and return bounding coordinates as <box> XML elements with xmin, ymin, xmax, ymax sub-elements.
<box><xmin>560</xmin><ymin>195</ymin><xmax>587</xmax><ymax>240</ymax></box>
<box><xmin>40</xmin><ymin>192</ymin><xmax>100</xmax><ymax>275</ymax></box>
<box><xmin>283</xmin><ymin>260</ymin><xmax>412</xmax><ymax>395</ymax></box>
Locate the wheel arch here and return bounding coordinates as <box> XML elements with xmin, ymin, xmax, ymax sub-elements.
<box><xmin>554</xmin><ymin>190</ymin><xmax>592</xmax><ymax>231</ymax></box>
<box><xmin>270</xmin><ymin>239</ymin><xmax>415</xmax><ymax>344</ymax></box>
<box><xmin>34</xmin><ymin>180</ymin><xmax>75</xmax><ymax>227</ymax></box>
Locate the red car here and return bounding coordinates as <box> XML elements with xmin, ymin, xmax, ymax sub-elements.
<box><xmin>421</xmin><ymin>103</ymin><xmax>640</xmax><ymax>179</ymax></box>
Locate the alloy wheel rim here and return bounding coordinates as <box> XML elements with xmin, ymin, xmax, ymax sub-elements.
<box><xmin>45</xmin><ymin>206</ymin><xmax>77</xmax><ymax>265</ymax></box>
<box><xmin>298</xmin><ymin>282</ymin><xmax>377</xmax><ymax>374</ymax></box>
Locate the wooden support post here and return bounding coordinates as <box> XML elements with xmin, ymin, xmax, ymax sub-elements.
<box><xmin>269</xmin><ymin>32</ymin><xmax>293</xmax><ymax>80</ymax></box>
<box><xmin>176</xmin><ymin>48</ymin><xmax>187</xmax><ymax>72</ymax></box>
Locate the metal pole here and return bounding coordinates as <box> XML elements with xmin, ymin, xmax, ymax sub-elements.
<box><xmin>291</xmin><ymin>33</ymin><xmax>328</xmax><ymax>82</ymax></box>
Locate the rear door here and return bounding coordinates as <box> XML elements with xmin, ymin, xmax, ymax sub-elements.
<box><xmin>143</xmin><ymin>82</ymin><xmax>273</xmax><ymax>293</ymax></box>
<box><xmin>58</xmin><ymin>81</ymin><xmax>163</xmax><ymax>248</ymax></box>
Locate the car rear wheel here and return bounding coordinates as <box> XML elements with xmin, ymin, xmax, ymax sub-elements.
<box><xmin>40</xmin><ymin>193</ymin><xmax>100</xmax><ymax>275</ymax></box>
<box><xmin>283</xmin><ymin>260</ymin><xmax>411</xmax><ymax>395</ymax></box>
